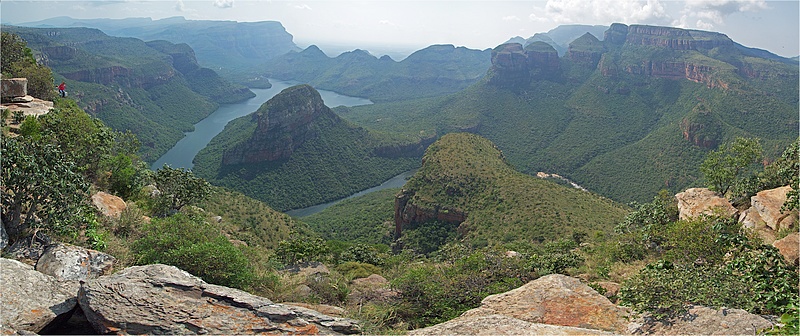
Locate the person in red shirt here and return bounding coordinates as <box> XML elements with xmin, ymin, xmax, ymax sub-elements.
<box><xmin>58</xmin><ymin>82</ymin><xmax>66</xmax><ymax>97</ymax></box>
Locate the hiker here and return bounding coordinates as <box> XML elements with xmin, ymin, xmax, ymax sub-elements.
<box><xmin>58</xmin><ymin>81</ymin><xmax>66</xmax><ymax>97</ymax></box>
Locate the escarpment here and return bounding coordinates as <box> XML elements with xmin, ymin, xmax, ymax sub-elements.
<box><xmin>488</xmin><ymin>41</ymin><xmax>561</xmax><ymax>87</ymax></box>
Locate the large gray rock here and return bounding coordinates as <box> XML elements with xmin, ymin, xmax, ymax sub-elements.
<box><xmin>78</xmin><ymin>264</ymin><xmax>361</xmax><ymax>334</ymax></box>
<box><xmin>0</xmin><ymin>258</ymin><xmax>79</xmax><ymax>333</ymax></box>
<box><xmin>675</xmin><ymin>188</ymin><xmax>737</xmax><ymax>220</ymax></box>
<box><xmin>1</xmin><ymin>78</ymin><xmax>27</xmax><ymax>98</ymax></box>
<box><xmin>35</xmin><ymin>243</ymin><xmax>116</xmax><ymax>281</ymax></box>
<box><xmin>408</xmin><ymin>314</ymin><xmax>613</xmax><ymax>335</ymax></box>
<box><xmin>469</xmin><ymin>274</ymin><xmax>631</xmax><ymax>333</ymax></box>
<box><xmin>636</xmin><ymin>305</ymin><xmax>773</xmax><ymax>335</ymax></box>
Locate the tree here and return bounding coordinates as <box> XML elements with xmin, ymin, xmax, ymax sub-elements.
<box><xmin>1</xmin><ymin>32</ymin><xmax>54</xmax><ymax>100</ymax></box>
<box><xmin>153</xmin><ymin>165</ymin><xmax>212</xmax><ymax>215</ymax></box>
<box><xmin>700</xmin><ymin>137</ymin><xmax>763</xmax><ymax>196</ymax></box>
<box><xmin>1</xmin><ymin>136</ymin><xmax>91</xmax><ymax>240</ymax></box>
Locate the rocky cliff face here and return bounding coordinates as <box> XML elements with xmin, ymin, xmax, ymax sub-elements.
<box><xmin>222</xmin><ymin>85</ymin><xmax>336</xmax><ymax>165</ymax></box>
<box><xmin>567</xmin><ymin>33</ymin><xmax>604</xmax><ymax>66</ymax></box>
<box><xmin>393</xmin><ymin>190</ymin><xmax>468</xmax><ymax>238</ymax></box>
<box><xmin>488</xmin><ymin>42</ymin><xmax>560</xmax><ymax>87</ymax></box>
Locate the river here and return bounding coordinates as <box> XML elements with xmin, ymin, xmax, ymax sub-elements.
<box><xmin>151</xmin><ymin>78</ymin><xmax>373</xmax><ymax>170</ymax></box>
<box><xmin>286</xmin><ymin>169</ymin><xmax>416</xmax><ymax>217</ymax></box>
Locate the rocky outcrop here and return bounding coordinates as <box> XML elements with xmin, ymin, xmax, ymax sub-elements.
<box><xmin>487</xmin><ymin>42</ymin><xmax>561</xmax><ymax>88</ymax></box>
<box><xmin>680</xmin><ymin>107</ymin><xmax>721</xmax><ymax>148</ymax></box>
<box><xmin>750</xmin><ymin>186</ymin><xmax>797</xmax><ymax>231</ymax></box>
<box><xmin>91</xmin><ymin>191</ymin><xmax>127</xmax><ymax>219</ymax></box>
<box><xmin>625</xmin><ymin>61</ymin><xmax>725</xmax><ymax>89</ymax></box>
<box><xmin>222</xmin><ymin>85</ymin><xmax>336</xmax><ymax>165</ymax></box>
<box><xmin>394</xmin><ymin>189</ymin><xmax>467</xmax><ymax>238</ymax></box>
<box><xmin>1</xmin><ymin>78</ymin><xmax>27</xmax><ymax>99</ymax></box>
<box><xmin>348</xmin><ymin>274</ymin><xmax>398</xmax><ymax>305</ymax></box>
<box><xmin>0</xmin><ymin>258</ymin><xmax>80</xmax><ymax>333</ymax></box>
<box><xmin>772</xmin><ymin>232</ymin><xmax>799</xmax><ymax>266</ymax></box>
<box><xmin>466</xmin><ymin>274</ymin><xmax>631</xmax><ymax>333</ymax></box>
<box><xmin>373</xmin><ymin>135</ymin><xmax>437</xmax><ymax>158</ymax></box>
<box><xmin>635</xmin><ymin>305</ymin><xmax>772</xmax><ymax>335</ymax></box>
<box><xmin>567</xmin><ymin>33</ymin><xmax>604</xmax><ymax>66</ymax></box>
<box><xmin>408</xmin><ymin>314</ymin><xmax>613</xmax><ymax>335</ymax></box>
<box><xmin>675</xmin><ymin>188</ymin><xmax>737</xmax><ymax>220</ymax></box>
<box><xmin>35</xmin><ymin>243</ymin><xmax>116</xmax><ymax>282</ymax></box>
<box><xmin>62</xmin><ymin>65</ymin><xmax>176</xmax><ymax>89</ymax></box>
<box><xmin>78</xmin><ymin>264</ymin><xmax>361</xmax><ymax>334</ymax></box>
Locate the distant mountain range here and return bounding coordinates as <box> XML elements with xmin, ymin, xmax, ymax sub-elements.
<box><xmin>261</xmin><ymin>44</ymin><xmax>492</xmax><ymax>102</ymax></box>
<box><xmin>505</xmin><ymin>24</ymin><xmax>609</xmax><ymax>56</ymax></box>
<box><xmin>17</xmin><ymin>16</ymin><xmax>300</xmax><ymax>80</ymax></box>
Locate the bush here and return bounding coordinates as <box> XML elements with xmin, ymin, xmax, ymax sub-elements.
<box><xmin>133</xmin><ymin>213</ymin><xmax>253</xmax><ymax>289</ymax></box>
<box><xmin>336</xmin><ymin>261</ymin><xmax>381</xmax><ymax>279</ymax></box>
<box><xmin>275</xmin><ymin>237</ymin><xmax>330</xmax><ymax>265</ymax></box>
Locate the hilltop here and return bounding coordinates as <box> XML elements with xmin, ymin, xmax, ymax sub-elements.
<box><xmin>395</xmin><ymin>133</ymin><xmax>628</xmax><ymax>252</ymax></box>
<box><xmin>339</xmin><ymin>23</ymin><xmax>799</xmax><ymax>204</ymax></box>
<box><xmin>192</xmin><ymin>85</ymin><xmax>431</xmax><ymax>211</ymax></box>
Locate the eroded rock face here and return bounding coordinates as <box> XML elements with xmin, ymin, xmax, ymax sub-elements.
<box><xmin>636</xmin><ymin>305</ymin><xmax>772</xmax><ymax>335</ymax></box>
<box><xmin>675</xmin><ymin>188</ymin><xmax>737</xmax><ymax>220</ymax></box>
<box><xmin>751</xmin><ymin>186</ymin><xmax>796</xmax><ymax>231</ymax></box>
<box><xmin>0</xmin><ymin>258</ymin><xmax>80</xmax><ymax>333</ymax></box>
<box><xmin>35</xmin><ymin>243</ymin><xmax>116</xmax><ymax>282</ymax></box>
<box><xmin>408</xmin><ymin>314</ymin><xmax>613</xmax><ymax>336</ymax></box>
<box><xmin>1</xmin><ymin>78</ymin><xmax>27</xmax><ymax>98</ymax></box>
<box><xmin>471</xmin><ymin>274</ymin><xmax>631</xmax><ymax>333</ymax></box>
<box><xmin>78</xmin><ymin>264</ymin><xmax>361</xmax><ymax>335</ymax></box>
<box><xmin>91</xmin><ymin>191</ymin><xmax>127</xmax><ymax>219</ymax></box>
<box><xmin>487</xmin><ymin>42</ymin><xmax>561</xmax><ymax>87</ymax></box>
<box><xmin>394</xmin><ymin>190</ymin><xmax>467</xmax><ymax>238</ymax></box>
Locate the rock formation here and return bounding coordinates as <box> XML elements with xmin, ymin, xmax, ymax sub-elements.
<box><xmin>634</xmin><ymin>305</ymin><xmax>772</xmax><ymax>335</ymax></box>
<box><xmin>394</xmin><ymin>189</ymin><xmax>468</xmax><ymax>238</ymax></box>
<box><xmin>222</xmin><ymin>85</ymin><xmax>337</xmax><ymax>165</ymax></box>
<box><xmin>675</xmin><ymin>188</ymin><xmax>737</xmax><ymax>220</ymax></box>
<box><xmin>0</xmin><ymin>258</ymin><xmax>79</xmax><ymax>333</ymax></box>
<box><xmin>77</xmin><ymin>264</ymin><xmax>361</xmax><ymax>334</ymax></box>
<box><xmin>773</xmin><ymin>232</ymin><xmax>799</xmax><ymax>266</ymax></box>
<box><xmin>35</xmin><ymin>243</ymin><xmax>116</xmax><ymax>282</ymax></box>
<box><xmin>750</xmin><ymin>186</ymin><xmax>797</xmax><ymax>231</ymax></box>
<box><xmin>408</xmin><ymin>314</ymin><xmax>613</xmax><ymax>335</ymax></box>
<box><xmin>91</xmin><ymin>191</ymin><xmax>127</xmax><ymax>219</ymax></box>
<box><xmin>487</xmin><ymin>42</ymin><xmax>561</xmax><ymax>87</ymax></box>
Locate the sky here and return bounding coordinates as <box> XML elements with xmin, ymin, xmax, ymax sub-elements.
<box><xmin>1</xmin><ymin>0</ymin><xmax>798</xmax><ymax>58</ymax></box>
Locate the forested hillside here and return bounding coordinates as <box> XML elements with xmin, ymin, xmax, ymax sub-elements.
<box><xmin>339</xmin><ymin>23</ymin><xmax>799</xmax><ymax>204</ymax></box>
<box><xmin>3</xmin><ymin>26</ymin><xmax>254</xmax><ymax>162</ymax></box>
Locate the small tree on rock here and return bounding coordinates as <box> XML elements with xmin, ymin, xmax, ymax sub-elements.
<box><xmin>700</xmin><ymin>137</ymin><xmax>763</xmax><ymax>197</ymax></box>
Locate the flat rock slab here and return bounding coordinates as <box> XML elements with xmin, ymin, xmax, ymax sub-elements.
<box><xmin>0</xmin><ymin>258</ymin><xmax>79</xmax><ymax>333</ymax></box>
<box><xmin>78</xmin><ymin>264</ymin><xmax>361</xmax><ymax>335</ymax></box>
<box><xmin>638</xmin><ymin>305</ymin><xmax>773</xmax><ymax>335</ymax></box>
<box><xmin>408</xmin><ymin>314</ymin><xmax>613</xmax><ymax>335</ymax></box>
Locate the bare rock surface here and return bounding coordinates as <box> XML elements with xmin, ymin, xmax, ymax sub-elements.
<box><xmin>0</xmin><ymin>258</ymin><xmax>79</xmax><ymax>333</ymax></box>
<box><xmin>675</xmin><ymin>188</ymin><xmax>737</xmax><ymax>220</ymax></box>
<box><xmin>472</xmin><ymin>274</ymin><xmax>631</xmax><ymax>333</ymax></box>
<box><xmin>408</xmin><ymin>314</ymin><xmax>613</xmax><ymax>335</ymax></box>
<box><xmin>35</xmin><ymin>243</ymin><xmax>116</xmax><ymax>281</ymax></box>
<box><xmin>91</xmin><ymin>191</ymin><xmax>127</xmax><ymax>219</ymax></box>
<box><xmin>751</xmin><ymin>186</ymin><xmax>796</xmax><ymax>231</ymax></box>
<box><xmin>772</xmin><ymin>232</ymin><xmax>799</xmax><ymax>266</ymax></box>
<box><xmin>636</xmin><ymin>305</ymin><xmax>773</xmax><ymax>335</ymax></box>
<box><xmin>78</xmin><ymin>264</ymin><xmax>361</xmax><ymax>334</ymax></box>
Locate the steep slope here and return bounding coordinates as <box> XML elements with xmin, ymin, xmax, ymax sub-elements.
<box><xmin>193</xmin><ymin>85</ymin><xmax>431</xmax><ymax>211</ymax></box>
<box><xmin>340</xmin><ymin>23</ymin><xmax>798</xmax><ymax>204</ymax></box>
<box><xmin>395</xmin><ymin>133</ymin><xmax>628</xmax><ymax>248</ymax></box>
<box><xmin>262</xmin><ymin>44</ymin><xmax>492</xmax><ymax>102</ymax></box>
<box><xmin>19</xmin><ymin>16</ymin><xmax>300</xmax><ymax>79</ymax></box>
<box><xmin>4</xmin><ymin>26</ymin><xmax>255</xmax><ymax>162</ymax></box>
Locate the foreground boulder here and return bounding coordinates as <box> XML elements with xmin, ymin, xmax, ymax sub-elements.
<box><xmin>466</xmin><ymin>274</ymin><xmax>631</xmax><ymax>333</ymax></box>
<box><xmin>0</xmin><ymin>258</ymin><xmax>79</xmax><ymax>333</ymax></box>
<box><xmin>408</xmin><ymin>314</ymin><xmax>613</xmax><ymax>335</ymax></box>
<box><xmin>636</xmin><ymin>305</ymin><xmax>772</xmax><ymax>335</ymax></box>
<box><xmin>675</xmin><ymin>188</ymin><xmax>737</xmax><ymax>220</ymax></box>
<box><xmin>78</xmin><ymin>264</ymin><xmax>361</xmax><ymax>334</ymax></box>
<box><xmin>35</xmin><ymin>243</ymin><xmax>116</xmax><ymax>281</ymax></box>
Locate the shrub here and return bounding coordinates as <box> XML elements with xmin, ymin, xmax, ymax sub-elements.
<box><xmin>336</xmin><ymin>261</ymin><xmax>381</xmax><ymax>279</ymax></box>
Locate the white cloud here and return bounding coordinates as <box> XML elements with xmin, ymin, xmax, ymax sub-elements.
<box><xmin>530</xmin><ymin>0</ymin><xmax>670</xmax><ymax>25</ymax></box>
<box><xmin>175</xmin><ymin>0</ymin><xmax>185</xmax><ymax>12</ymax></box>
<box><xmin>213</xmin><ymin>0</ymin><xmax>234</xmax><ymax>9</ymax></box>
<box><xmin>291</xmin><ymin>3</ymin><xmax>313</xmax><ymax>10</ymax></box>
<box><xmin>379</xmin><ymin>20</ymin><xmax>397</xmax><ymax>26</ymax></box>
<box><xmin>502</xmin><ymin>15</ymin><xmax>521</xmax><ymax>21</ymax></box>
<box><xmin>675</xmin><ymin>0</ymin><xmax>767</xmax><ymax>29</ymax></box>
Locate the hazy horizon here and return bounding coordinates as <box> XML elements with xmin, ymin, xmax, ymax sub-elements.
<box><xmin>2</xmin><ymin>1</ymin><xmax>798</xmax><ymax>58</ymax></box>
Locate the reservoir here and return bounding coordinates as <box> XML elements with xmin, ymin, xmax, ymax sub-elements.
<box><xmin>151</xmin><ymin>79</ymin><xmax>373</xmax><ymax>170</ymax></box>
